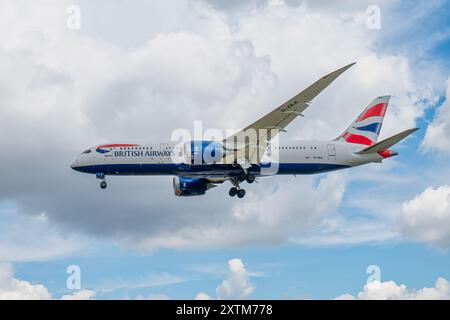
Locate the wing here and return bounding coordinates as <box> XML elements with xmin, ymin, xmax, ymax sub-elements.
<box><xmin>223</xmin><ymin>62</ymin><xmax>356</xmax><ymax>165</ymax></box>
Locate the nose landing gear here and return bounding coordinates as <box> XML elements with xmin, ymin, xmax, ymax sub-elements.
<box><xmin>96</xmin><ymin>172</ymin><xmax>107</xmax><ymax>190</ymax></box>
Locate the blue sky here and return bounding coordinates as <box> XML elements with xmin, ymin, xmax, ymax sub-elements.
<box><xmin>12</xmin><ymin>243</ymin><xmax>450</xmax><ymax>299</ymax></box>
<box><xmin>1</xmin><ymin>0</ymin><xmax>450</xmax><ymax>300</ymax></box>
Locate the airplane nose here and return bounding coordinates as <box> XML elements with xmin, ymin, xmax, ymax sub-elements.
<box><xmin>70</xmin><ymin>159</ymin><xmax>78</xmax><ymax>169</ymax></box>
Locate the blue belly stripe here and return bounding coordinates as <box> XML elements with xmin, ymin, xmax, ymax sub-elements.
<box><xmin>73</xmin><ymin>163</ymin><xmax>350</xmax><ymax>176</ymax></box>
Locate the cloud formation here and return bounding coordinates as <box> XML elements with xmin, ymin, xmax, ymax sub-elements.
<box><xmin>216</xmin><ymin>258</ymin><xmax>255</xmax><ymax>299</ymax></box>
<box><xmin>337</xmin><ymin>277</ymin><xmax>450</xmax><ymax>300</ymax></box>
<box><xmin>401</xmin><ymin>185</ymin><xmax>450</xmax><ymax>248</ymax></box>
<box><xmin>0</xmin><ymin>263</ymin><xmax>51</xmax><ymax>300</ymax></box>
<box><xmin>196</xmin><ymin>258</ymin><xmax>255</xmax><ymax>300</ymax></box>
<box><xmin>423</xmin><ymin>78</ymin><xmax>450</xmax><ymax>153</ymax></box>
<box><xmin>0</xmin><ymin>205</ymin><xmax>85</xmax><ymax>262</ymax></box>
<box><xmin>60</xmin><ymin>290</ymin><xmax>96</xmax><ymax>300</ymax></box>
<box><xmin>0</xmin><ymin>263</ymin><xmax>94</xmax><ymax>300</ymax></box>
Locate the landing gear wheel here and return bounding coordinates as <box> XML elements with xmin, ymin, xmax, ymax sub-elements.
<box><xmin>100</xmin><ymin>181</ymin><xmax>107</xmax><ymax>189</ymax></box>
<box><xmin>237</xmin><ymin>172</ymin><xmax>247</xmax><ymax>182</ymax></box>
<box><xmin>229</xmin><ymin>187</ymin><xmax>238</xmax><ymax>197</ymax></box>
<box><xmin>237</xmin><ymin>189</ymin><xmax>246</xmax><ymax>198</ymax></box>
<box><xmin>246</xmin><ymin>173</ymin><xmax>256</xmax><ymax>184</ymax></box>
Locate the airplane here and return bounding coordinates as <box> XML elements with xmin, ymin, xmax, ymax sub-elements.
<box><xmin>70</xmin><ymin>62</ymin><xmax>418</xmax><ymax>198</ymax></box>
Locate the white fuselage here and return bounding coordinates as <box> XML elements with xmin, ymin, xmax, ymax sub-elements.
<box><xmin>70</xmin><ymin>140</ymin><xmax>384</xmax><ymax>177</ymax></box>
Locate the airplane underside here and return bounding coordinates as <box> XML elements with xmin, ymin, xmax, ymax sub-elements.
<box><xmin>73</xmin><ymin>162</ymin><xmax>350</xmax><ymax>177</ymax></box>
<box><xmin>72</xmin><ymin>162</ymin><xmax>351</xmax><ymax>198</ymax></box>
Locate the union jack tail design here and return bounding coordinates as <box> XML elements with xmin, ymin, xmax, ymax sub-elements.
<box><xmin>335</xmin><ymin>96</ymin><xmax>390</xmax><ymax>146</ymax></box>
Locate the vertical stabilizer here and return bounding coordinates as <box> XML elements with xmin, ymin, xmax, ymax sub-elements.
<box><xmin>336</xmin><ymin>95</ymin><xmax>390</xmax><ymax>146</ymax></box>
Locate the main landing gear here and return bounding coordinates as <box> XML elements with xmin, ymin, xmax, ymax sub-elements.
<box><xmin>229</xmin><ymin>172</ymin><xmax>256</xmax><ymax>199</ymax></box>
<box><xmin>236</xmin><ymin>172</ymin><xmax>256</xmax><ymax>184</ymax></box>
<box><xmin>96</xmin><ymin>172</ymin><xmax>107</xmax><ymax>189</ymax></box>
<box><xmin>229</xmin><ymin>187</ymin><xmax>246</xmax><ymax>198</ymax></box>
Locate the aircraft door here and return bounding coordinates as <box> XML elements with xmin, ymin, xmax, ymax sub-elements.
<box><xmin>327</xmin><ymin>144</ymin><xmax>336</xmax><ymax>156</ymax></box>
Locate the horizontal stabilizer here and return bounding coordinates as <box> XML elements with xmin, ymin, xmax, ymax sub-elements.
<box><xmin>355</xmin><ymin>128</ymin><xmax>419</xmax><ymax>155</ymax></box>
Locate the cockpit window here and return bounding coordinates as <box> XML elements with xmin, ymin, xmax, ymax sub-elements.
<box><xmin>82</xmin><ymin>149</ymin><xmax>91</xmax><ymax>154</ymax></box>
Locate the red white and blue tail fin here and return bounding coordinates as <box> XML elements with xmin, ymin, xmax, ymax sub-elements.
<box><xmin>335</xmin><ymin>95</ymin><xmax>390</xmax><ymax>146</ymax></box>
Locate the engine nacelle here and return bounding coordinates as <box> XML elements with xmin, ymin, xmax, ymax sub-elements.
<box><xmin>173</xmin><ymin>176</ymin><xmax>210</xmax><ymax>196</ymax></box>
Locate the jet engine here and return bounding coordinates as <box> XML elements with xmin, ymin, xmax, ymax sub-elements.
<box><xmin>173</xmin><ymin>176</ymin><xmax>214</xmax><ymax>196</ymax></box>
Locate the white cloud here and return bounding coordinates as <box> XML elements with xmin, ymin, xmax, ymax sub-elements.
<box><xmin>423</xmin><ymin>77</ymin><xmax>450</xmax><ymax>153</ymax></box>
<box><xmin>233</xmin><ymin>2</ymin><xmax>436</xmax><ymax>140</ymax></box>
<box><xmin>400</xmin><ymin>185</ymin><xmax>450</xmax><ymax>247</ymax></box>
<box><xmin>195</xmin><ymin>292</ymin><xmax>213</xmax><ymax>300</ymax></box>
<box><xmin>336</xmin><ymin>277</ymin><xmax>450</xmax><ymax>300</ymax></box>
<box><xmin>138</xmin><ymin>173</ymin><xmax>346</xmax><ymax>250</ymax></box>
<box><xmin>293</xmin><ymin>164</ymin><xmax>422</xmax><ymax>246</ymax></box>
<box><xmin>0</xmin><ymin>263</ymin><xmax>52</xmax><ymax>300</ymax></box>
<box><xmin>0</xmin><ymin>205</ymin><xmax>85</xmax><ymax>262</ymax></box>
<box><xmin>216</xmin><ymin>259</ymin><xmax>255</xmax><ymax>299</ymax></box>
<box><xmin>60</xmin><ymin>290</ymin><xmax>96</xmax><ymax>300</ymax></box>
<box><xmin>295</xmin><ymin>216</ymin><xmax>400</xmax><ymax>246</ymax></box>
<box><xmin>195</xmin><ymin>258</ymin><xmax>255</xmax><ymax>300</ymax></box>
<box><xmin>0</xmin><ymin>262</ymin><xmax>95</xmax><ymax>300</ymax></box>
